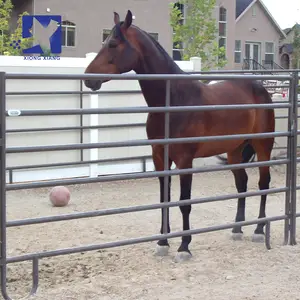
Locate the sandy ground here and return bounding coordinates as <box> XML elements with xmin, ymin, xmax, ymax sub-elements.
<box><xmin>3</xmin><ymin>164</ymin><xmax>300</xmax><ymax>300</ymax></box>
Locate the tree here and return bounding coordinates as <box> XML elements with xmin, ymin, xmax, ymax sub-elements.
<box><xmin>0</xmin><ymin>0</ymin><xmax>33</xmax><ymax>55</ymax></box>
<box><xmin>170</xmin><ymin>0</ymin><xmax>227</xmax><ymax>70</ymax></box>
<box><xmin>40</xmin><ymin>46</ymin><xmax>55</xmax><ymax>57</ymax></box>
<box><xmin>292</xmin><ymin>24</ymin><xmax>300</xmax><ymax>69</ymax></box>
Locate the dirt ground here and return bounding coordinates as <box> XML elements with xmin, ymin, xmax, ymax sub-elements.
<box><xmin>4</xmin><ymin>164</ymin><xmax>300</xmax><ymax>300</ymax></box>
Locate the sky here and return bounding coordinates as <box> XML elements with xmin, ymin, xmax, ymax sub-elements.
<box><xmin>261</xmin><ymin>0</ymin><xmax>300</xmax><ymax>29</ymax></box>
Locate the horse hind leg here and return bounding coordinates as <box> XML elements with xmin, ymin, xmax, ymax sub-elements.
<box><xmin>227</xmin><ymin>149</ymin><xmax>249</xmax><ymax>241</ymax></box>
<box><xmin>152</xmin><ymin>146</ymin><xmax>173</xmax><ymax>256</ymax></box>
<box><xmin>251</xmin><ymin>138</ymin><xmax>273</xmax><ymax>243</ymax></box>
<box><xmin>174</xmin><ymin>158</ymin><xmax>194</xmax><ymax>263</ymax></box>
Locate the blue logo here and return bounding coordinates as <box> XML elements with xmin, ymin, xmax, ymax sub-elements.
<box><xmin>15</xmin><ymin>15</ymin><xmax>62</xmax><ymax>57</ymax></box>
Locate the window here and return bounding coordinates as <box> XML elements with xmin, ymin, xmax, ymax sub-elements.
<box><xmin>61</xmin><ymin>21</ymin><xmax>75</xmax><ymax>47</ymax></box>
<box><xmin>148</xmin><ymin>32</ymin><xmax>158</xmax><ymax>41</ymax></box>
<box><xmin>102</xmin><ymin>29</ymin><xmax>111</xmax><ymax>44</ymax></box>
<box><xmin>218</xmin><ymin>7</ymin><xmax>227</xmax><ymax>60</ymax></box>
<box><xmin>265</xmin><ymin>42</ymin><xmax>274</xmax><ymax>62</ymax></box>
<box><xmin>172</xmin><ymin>2</ymin><xmax>186</xmax><ymax>60</ymax></box>
<box><xmin>234</xmin><ymin>40</ymin><xmax>242</xmax><ymax>63</ymax></box>
<box><xmin>252</xmin><ymin>6</ymin><xmax>256</xmax><ymax>16</ymax></box>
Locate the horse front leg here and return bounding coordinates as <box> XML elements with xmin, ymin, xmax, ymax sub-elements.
<box><xmin>152</xmin><ymin>145</ymin><xmax>172</xmax><ymax>256</ymax></box>
<box><xmin>174</xmin><ymin>158</ymin><xmax>193</xmax><ymax>262</ymax></box>
<box><xmin>175</xmin><ymin>172</ymin><xmax>193</xmax><ymax>262</ymax></box>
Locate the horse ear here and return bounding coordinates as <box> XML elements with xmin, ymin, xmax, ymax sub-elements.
<box><xmin>114</xmin><ymin>12</ymin><xmax>120</xmax><ymax>24</ymax></box>
<box><xmin>123</xmin><ymin>10</ymin><xmax>133</xmax><ymax>29</ymax></box>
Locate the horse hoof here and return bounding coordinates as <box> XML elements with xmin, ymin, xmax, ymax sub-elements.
<box><xmin>252</xmin><ymin>233</ymin><xmax>265</xmax><ymax>243</ymax></box>
<box><xmin>174</xmin><ymin>251</ymin><xmax>192</xmax><ymax>263</ymax></box>
<box><xmin>155</xmin><ymin>245</ymin><xmax>169</xmax><ymax>256</ymax></box>
<box><xmin>231</xmin><ymin>233</ymin><xmax>243</xmax><ymax>241</ymax></box>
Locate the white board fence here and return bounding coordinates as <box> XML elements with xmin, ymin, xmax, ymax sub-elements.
<box><xmin>2</xmin><ymin>53</ymin><xmax>204</xmax><ymax>184</ymax></box>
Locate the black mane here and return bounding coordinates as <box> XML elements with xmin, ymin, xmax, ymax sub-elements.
<box><xmin>142</xmin><ymin>29</ymin><xmax>185</xmax><ymax>74</ymax></box>
<box><xmin>114</xmin><ymin>21</ymin><xmax>184</xmax><ymax>74</ymax></box>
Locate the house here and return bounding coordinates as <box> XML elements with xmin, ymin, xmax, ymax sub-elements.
<box><xmin>10</xmin><ymin>0</ymin><xmax>288</xmax><ymax>70</ymax></box>
<box><xmin>10</xmin><ymin>0</ymin><xmax>174</xmax><ymax>58</ymax></box>
<box><xmin>279</xmin><ymin>24</ymin><xmax>300</xmax><ymax>69</ymax></box>
<box><xmin>172</xmin><ymin>0</ymin><xmax>287</xmax><ymax>70</ymax></box>
<box><xmin>233</xmin><ymin>0</ymin><xmax>286</xmax><ymax>71</ymax></box>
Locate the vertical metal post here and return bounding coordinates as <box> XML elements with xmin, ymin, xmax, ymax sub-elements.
<box><xmin>79</xmin><ymin>80</ymin><xmax>84</xmax><ymax>162</ymax></box>
<box><xmin>284</xmin><ymin>77</ymin><xmax>293</xmax><ymax>245</ymax></box>
<box><xmin>289</xmin><ymin>71</ymin><xmax>298</xmax><ymax>245</ymax></box>
<box><xmin>163</xmin><ymin>80</ymin><xmax>171</xmax><ymax>234</ymax></box>
<box><xmin>0</xmin><ymin>72</ymin><xmax>8</xmax><ymax>299</ymax></box>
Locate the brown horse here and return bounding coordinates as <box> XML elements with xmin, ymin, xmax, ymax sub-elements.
<box><xmin>84</xmin><ymin>10</ymin><xmax>275</xmax><ymax>261</ymax></box>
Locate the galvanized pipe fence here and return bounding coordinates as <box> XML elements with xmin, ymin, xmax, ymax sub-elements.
<box><xmin>4</xmin><ymin>70</ymin><xmax>298</xmax><ymax>183</ymax></box>
<box><xmin>0</xmin><ymin>70</ymin><xmax>299</xmax><ymax>299</ymax></box>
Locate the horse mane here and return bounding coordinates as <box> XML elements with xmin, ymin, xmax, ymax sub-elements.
<box><xmin>113</xmin><ymin>21</ymin><xmax>185</xmax><ymax>74</ymax></box>
<box><xmin>141</xmin><ymin>29</ymin><xmax>185</xmax><ymax>74</ymax></box>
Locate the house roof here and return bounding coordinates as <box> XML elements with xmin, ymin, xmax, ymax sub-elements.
<box><xmin>236</xmin><ymin>0</ymin><xmax>286</xmax><ymax>39</ymax></box>
<box><xmin>280</xmin><ymin>43</ymin><xmax>293</xmax><ymax>54</ymax></box>
<box><xmin>284</xmin><ymin>23</ymin><xmax>300</xmax><ymax>36</ymax></box>
<box><xmin>236</xmin><ymin>0</ymin><xmax>253</xmax><ymax>19</ymax></box>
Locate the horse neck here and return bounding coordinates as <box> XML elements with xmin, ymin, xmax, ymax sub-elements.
<box><xmin>133</xmin><ymin>33</ymin><xmax>184</xmax><ymax>107</ymax></box>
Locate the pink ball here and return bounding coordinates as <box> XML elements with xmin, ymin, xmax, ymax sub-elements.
<box><xmin>49</xmin><ymin>186</ymin><xmax>70</xmax><ymax>207</ymax></box>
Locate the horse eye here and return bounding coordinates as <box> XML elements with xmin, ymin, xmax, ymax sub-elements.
<box><xmin>108</xmin><ymin>40</ymin><xmax>118</xmax><ymax>48</ymax></box>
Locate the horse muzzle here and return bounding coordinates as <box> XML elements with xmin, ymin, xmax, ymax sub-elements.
<box><xmin>84</xmin><ymin>79</ymin><xmax>102</xmax><ymax>91</ymax></box>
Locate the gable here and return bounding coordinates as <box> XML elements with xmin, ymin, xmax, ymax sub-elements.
<box><xmin>283</xmin><ymin>28</ymin><xmax>291</xmax><ymax>34</ymax></box>
<box><xmin>236</xmin><ymin>0</ymin><xmax>286</xmax><ymax>39</ymax></box>
<box><xmin>284</xmin><ymin>24</ymin><xmax>300</xmax><ymax>36</ymax></box>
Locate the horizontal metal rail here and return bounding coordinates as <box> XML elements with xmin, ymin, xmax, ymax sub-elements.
<box><xmin>189</xmin><ymin>69</ymin><xmax>300</xmax><ymax>74</ymax></box>
<box><xmin>6</xmin><ymin>90</ymin><xmax>141</xmax><ymax>96</ymax></box>
<box><xmin>5</xmin><ymin>103</ymin><xmax>291</xmax><ymax>117</ymax></box>
<box><xmin>5</xmin><ymin>73</ymin><xmax>292</xmax><ymax>81</ymax></box>
<box><xmin>5</xmin><ymin>86</ymin><xmax>290</xmax><ymax>96</ymax></box>
<box><xmin>5</xmin><ymin>131</ymin><xmax>290</xmax><ymax>154</ymax></box>
<box><xmin>6</xmin><ymin>155</ymin><xmax>152</xmax><ymax>171</ymax></box>
<box><xmin>275</xmin><ymin>116</ymin><xmax>300</xmax><ymax>119</ymax></box>
<box><xmin>6</xmin><ymin>123</ymin><xmax>145</xmax><ymax>134</ymax></box>
<box><xmin>5</xmin><ymin>214</ymin><xmax>287</xmax><ymax>264</ymax></box>
<box><xmin>3</xmin><ymin>118</ymin><xmax>295</xmax><ymax>134</ymax></box>
<box><xmin>7</xmin><ymin>186</ymin><xmax>287</xmax><ymax>228</ymax></box>
<box><xmin>5</xmin><ymin>146</ymin><xmax>296</xmax><ymax>171</ymax></box>
<box><xmin>6</xmin><ymin>158</ymin><xmax>288</xmax><ymax>190</ymax></box>
<box><xmin>263</xmin><ymin>85</ymin><xmax>290</xmax><ymax>88</ymax></box>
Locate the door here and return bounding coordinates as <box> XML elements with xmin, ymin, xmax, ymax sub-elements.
<box><xmin>245</xmin><ymin>42</ymin><xmax>261</xmax><ymax>70</ymax></box>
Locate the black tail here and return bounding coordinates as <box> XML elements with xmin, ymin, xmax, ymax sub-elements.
<box><xmin>251</xmin><ymin>80</ymin><xmax>273</xmax><ymax>103</ymax></box>
<box><xmin>217</xmin><ymin>80</ymin><xmax>273</xmax><ymax>165</ymax></box>
<box><xmin>216</xmin><ymin>143</ymin><xmax>256</xmax><ymax>165</ymax></box>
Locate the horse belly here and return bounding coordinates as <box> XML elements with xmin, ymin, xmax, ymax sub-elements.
<box><xmin>192</xmin><ymin>110</ymin><xmax>255</xmax><ymax>157</ymax></box>
<box><xmin>194</xmin><ymin>139</ymin><xmax>244</xmax><ymax>157</ymax></box>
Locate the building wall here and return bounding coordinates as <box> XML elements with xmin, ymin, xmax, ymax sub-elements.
<box><xmin>10</xmin><ymin>0</ymin><xmax>34</xmax><ymax>32</ymax></box>
<box><xmin>12</xmin><ymin>0</ymin><xmax>286</xmax><ymax>70</ymax></box>
<box><xmin>215</xmin><ymin>0</ymin><xmax>236</xmax><ymax>70</ymax></box>
<box><xmin>33</xmin><ymin>0</ymin><xmax>174</xmax><ymax>57</ymax></box>
<box><xmin>234</xmin><ymin>1</ymin><xmax>282</xmax><ymax>69</ymax></box>
<box><xmin>280</xmin><ymin>31</ymin><xmax>295</xmax><ymax>46</ymax></box>
<box><xmin>32</xmin><ymin>0</ymin><xmax>236</xmax><ymax>69</ymax></box>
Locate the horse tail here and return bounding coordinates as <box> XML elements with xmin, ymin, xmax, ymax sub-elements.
<box><xmin>216</xmin><ymin>142</ymin><xmax>256</xmax><ymax>165</ymax></box>
<box><xmin>251</xmin><ymin>80</ymin><xmax>273</xmax><ymax>103</ymax></box>
<box><xmin>241</xmin><ymin>143</ymin><xmax>256</xmax><ymax>163</ymax></box>
<box><xmin>216</xmin><ymin>80</ymin><xmax>273</xmax><ymax>165</ymax></box>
